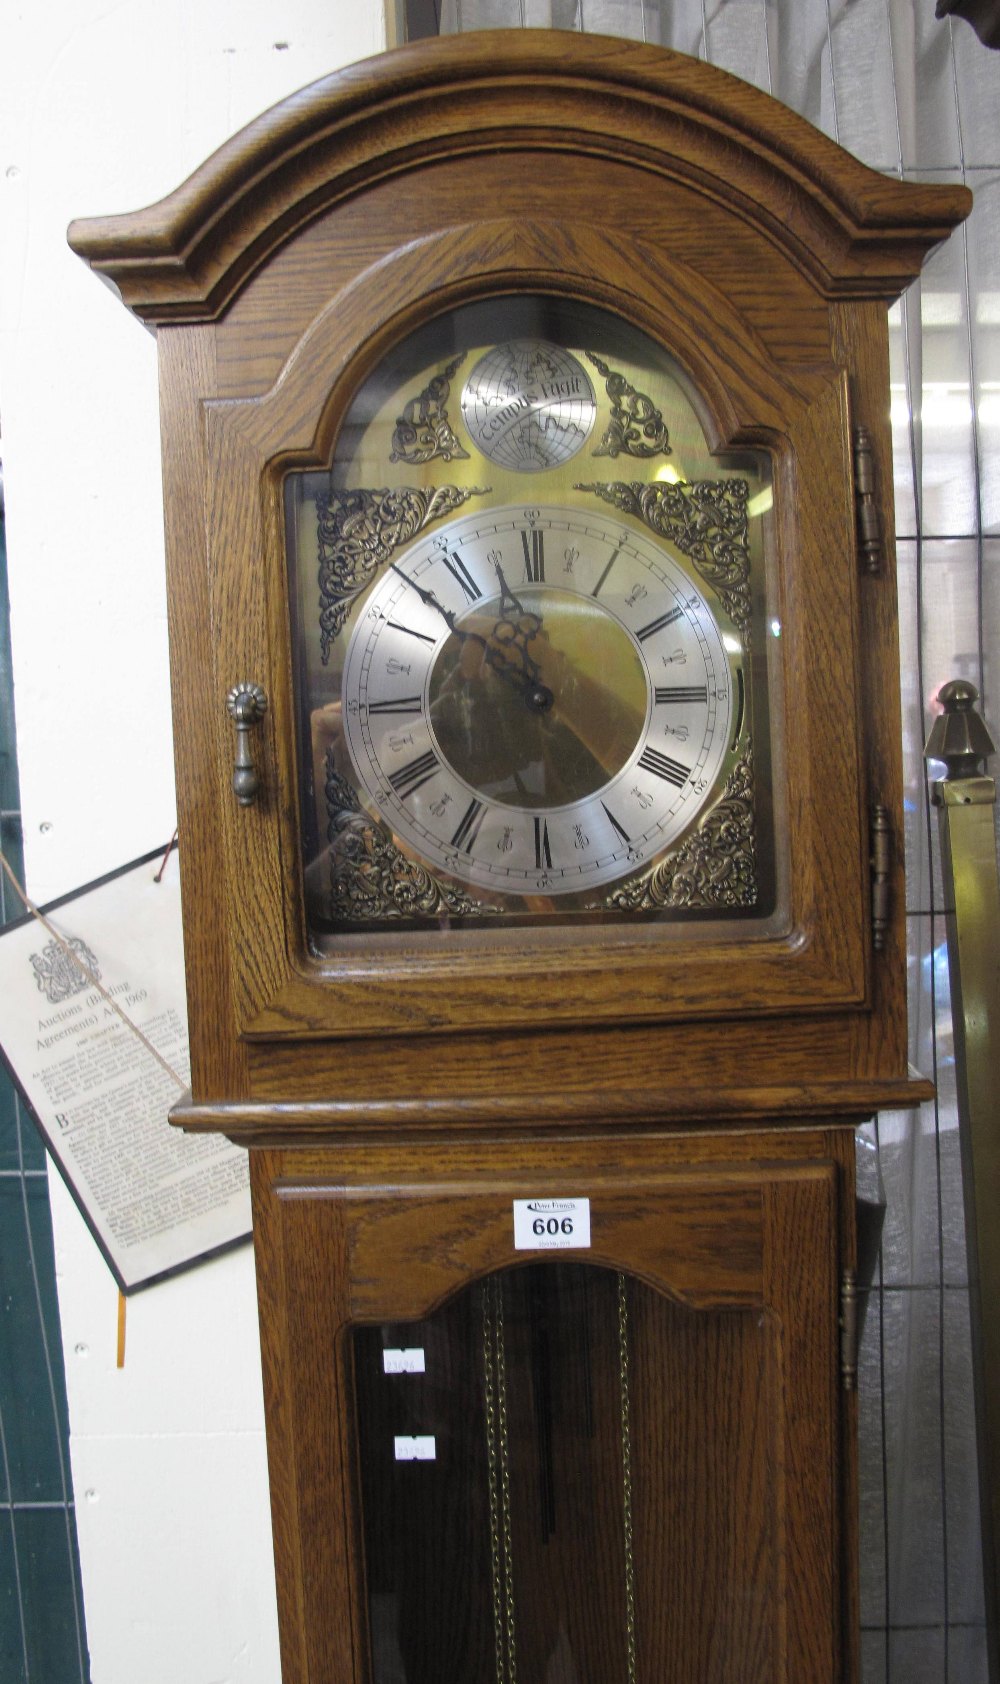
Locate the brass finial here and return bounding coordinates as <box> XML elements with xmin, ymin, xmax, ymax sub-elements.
<box><xmin>924</xmin><ymin>680</ymin><xmax>996</xmax><ymax>781</ymax></box>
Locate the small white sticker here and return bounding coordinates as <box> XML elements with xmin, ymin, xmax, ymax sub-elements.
<box><xmin>382</xmin><ymin>1348</ymin><xmax>426</xmax><ymax>1374</ymax></box>
<box><xmin>394</xmin><ymin>1435</ymin><xmax>436</xmax><ymax>1461</ymax></box>
<box><xmin>513</xmin><ymin>1197</ymin><xmax>591</xmax><ymax>1251</ymax></box>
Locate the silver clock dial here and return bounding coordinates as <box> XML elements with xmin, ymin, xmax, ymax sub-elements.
<box><xmin>341</xmin><ymin>505</ymin><xmax>736</xmax><ymax>896</ymax></box>
<box><xmin>461</xmin><ymin>341</ymin><xmax>596</xmax><ymax>472</ymax></box>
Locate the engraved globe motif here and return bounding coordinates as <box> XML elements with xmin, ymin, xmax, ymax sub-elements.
<box><xmin>461</xmin><ymin>340</ymin><xmax>597</xmax><ymax>472</ymax></box>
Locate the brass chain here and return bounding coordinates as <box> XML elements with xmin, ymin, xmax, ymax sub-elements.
<box><xmin>481</xmin><ymin>1277</ymin><xmax>518</xmax><ymax>1684</ymax></box>
<box><xmin>494</xmin><ymin>1277</ymin><xmax>518</xmax><ymax>1684</ymax></box>
<box><xmin>482</xmin><ymin>1272</ymin><xmax>634</xmax><ymax>1684</ymax></box>
<box><xmin>481</xmin><ymin>1280</ymin><xmax>508</xmax><ymax>1684</ymax></box>
<box><xmin>618</xmin><ymin>1273</ymin><xmax>637</xmax><ymax>1684</ymax></box>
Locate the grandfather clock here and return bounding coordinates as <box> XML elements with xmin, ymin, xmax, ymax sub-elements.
<box><xmin>70</xmin><ymin>32</ymin><xmax>968</xmax><ymax>1683</ymax></box>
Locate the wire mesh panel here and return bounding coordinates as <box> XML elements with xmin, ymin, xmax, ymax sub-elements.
<box><xmin>405</xmin><ymin>5</ymin><xmax>999</xmax><ymax>1678</ymax></box>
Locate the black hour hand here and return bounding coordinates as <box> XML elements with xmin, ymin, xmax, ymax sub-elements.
<box><xmin>492</xmin><ymin>556</ymin><xmax>526</xmax><ymax>619</ymax></box>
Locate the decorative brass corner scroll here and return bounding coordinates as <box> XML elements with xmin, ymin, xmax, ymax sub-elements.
<box><xmin>575</xmin><ymin>478</ymin><xmax>751</xmax><ymax>646</ymax></box>
<box><xmin>317</xmin><ymin>484</ymin><xmax>489</xmax><ymax>661</ymax></box>
<box><xmin>586</xmin><ymin>353</ymin><xmax>672</xmax><ymax>460</ymax></box>
<box><xmin>325</xmin><ymin>761</ymin><xmax>501</xmax><ymax>921</ymax></box>
<box><xmin>596</xmin><ymin>741</ymin><xmax>758</xmax><ymax>912</ymax></box>
<box><xmin>390</xmin><ymin>354</ymin><xmax>470</xmax><ymax>466</ymax></box>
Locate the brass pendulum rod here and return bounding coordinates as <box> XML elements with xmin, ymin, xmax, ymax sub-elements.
<box><xmin>925</xmin><ymin>680</ymin><xmax>1000</xmax><ymax>1681</ymax></box>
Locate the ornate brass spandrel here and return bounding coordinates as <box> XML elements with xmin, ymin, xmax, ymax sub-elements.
<box><xmin>576</xmin><ymin>477</ymin><xmax>751</xmax><ymax>647</ymax></box>
<box><xmin>587</xmin><ymin>352</ymin><xmax>672</xmax><ymax>460</ymax></box>
<box><xmin>324</xmin><ymin>760</ymin><xmax>503</xmax><ymax>922</ymax></box>
<box><xmin>317</xmin><ymin>483</ymin><xmax>490</xmax><ymax>661</ymax></box>
<box><xmin>389</xmin><ymin>354</ymin><xmax>469</xmax><ymax>466</ymax></box>
<box><xmin>596</xmin><ymin>741</ymin><xmax>757</xmax><ymax>913</ymax></box>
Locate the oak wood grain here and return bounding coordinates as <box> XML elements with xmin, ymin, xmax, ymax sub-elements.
<box><xmin>251</xmin><ymin>1128</ymin><xmax>853</xmax><ymax>1684</ymax></box>
<box><xmin>71</xmin><ymin>32</ymin><xmax>969</xmax><ymax>1683</ymax></box>
<box><xmin>211</xmin><ymin>157</ymin><xmax>835</xmax><ymax>399</ymax></box>
<box><xmin>173</xmin><ymin>211</ymin><xmax>879</xmax><ymax>1055</ymax></box>
<box><xmin>172</xmin><ymin>1076</ymin><xmax>932</xmax><ymax>1146</ymax></box>
<box><xmin>156</xmin><ymin>327</ymin><xmax>249</xmax><ymax>1098</ymax></box>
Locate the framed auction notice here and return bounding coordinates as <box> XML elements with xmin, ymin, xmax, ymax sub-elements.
<box><xmin>0</xmin><ymin>846</ymin><xmax>251</xmax><ymax>1291</ymax></box>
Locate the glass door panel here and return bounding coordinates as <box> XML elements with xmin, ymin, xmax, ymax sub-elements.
<box><xmin>283</xmin><ymin>295</ymin><xmax>777</xmax><ymax>943</ymax></box>
<box><xmin>353</xmin><ymin>1262</ymin><xmax>774</xmax><ymax>1684</ymax></box>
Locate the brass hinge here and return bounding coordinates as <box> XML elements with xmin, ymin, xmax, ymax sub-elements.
<box><xmin>870</xmin><ymin>802</ymin><xmax>891</xmax><ymax>952</ymax></box>
<box><xmin>853</xmin><ymin>427</ymin><xmax>884</xmax><ymax>575</ymax></box>
<box><xmin>840</xmin><ymin>1269</ymin><xmax>859</xmax><ymax>1392</ymax></box>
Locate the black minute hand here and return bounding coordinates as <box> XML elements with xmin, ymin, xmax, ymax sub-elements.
<box><xmin>389</xmin><ymin>562</ymin><xmax>459</xmax><ymax>633</ymax></box>
<box><xmin>391</xmin><ymin>559</ymin><xmax>550</xmax><ymax>710</ymax></box>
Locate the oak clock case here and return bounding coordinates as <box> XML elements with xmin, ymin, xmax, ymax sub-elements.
<box><xmin>284</xmin><ymin>296</ymin><xmax>775</xmax><ymax>938</ymax></box>
<box><xmin>66</xmin><ymin>28</ymin><xmax>971</xmax><ymax>1684</ymax></box>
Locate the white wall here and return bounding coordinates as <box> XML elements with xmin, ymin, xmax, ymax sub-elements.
<box><xmin>0</xmin><ymin>4</ymin><xmax>387</xmax><ymax>1679</ymax></box>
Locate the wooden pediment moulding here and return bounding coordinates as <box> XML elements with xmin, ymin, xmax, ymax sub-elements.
<box><xmin>67</xmin><ymin>30</ymin><xmax>971</xmax><ymax>323</ymax></box>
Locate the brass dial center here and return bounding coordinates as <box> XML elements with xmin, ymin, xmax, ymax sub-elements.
<box><xmin>428</xmin><ymin>589</ymin><xmax>648</xmax><ymax>812</ymax></box>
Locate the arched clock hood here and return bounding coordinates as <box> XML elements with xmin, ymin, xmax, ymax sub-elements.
<box><xmin>68</xmin><ymin>30</ymin><xmax>970</xmax><ymax>325</ymax></box>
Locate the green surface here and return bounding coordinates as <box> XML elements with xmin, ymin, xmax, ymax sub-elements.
<box><xmin>0</xmin><ymin>510</ymin><xmax>90</xmax><ymax>1680</ymax></box>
